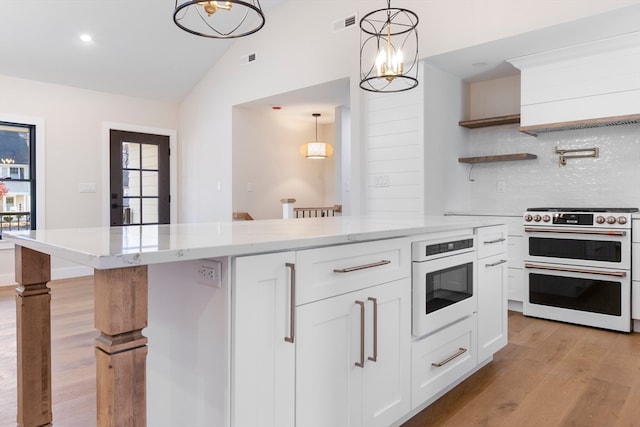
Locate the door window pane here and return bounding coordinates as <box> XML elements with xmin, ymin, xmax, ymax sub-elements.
<box><xmin>142</xmin><ymin>199</ymin><xmax>159</xmax><ymax>224</ymax></box>
<box><xmin>0</xmin><ymin>122</ymin><xmax>35</xmax><ymax>239</ymax></box>
<box><xmin>141</xmin><ymin>144</ymin><xmax>158</xmax><ymax>169</ymax></box>
<box><xmin>142</xmin><ymin>171</ymin><xmax>158</xmax><ymax>197</ymax></box>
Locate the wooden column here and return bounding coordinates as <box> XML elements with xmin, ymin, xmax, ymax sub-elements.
<box><xmin>15</xmin><ymin>245</ymin><xmax>52</xmax><ymax>427</ymax></box>
<box><xmin>94</xmin><ymin>266</ymin><xmax>148</xmax><ymax>427</ymax></box>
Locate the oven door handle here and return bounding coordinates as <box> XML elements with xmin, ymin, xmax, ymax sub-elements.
<box><xmin>524</xmin><ymin>227</ymin><xmax>627</xmax><ymax>237</ymax></box>
<box><xmin>524</xmin><ymin>263</ymin><xmax>627</xmax><ymax>278</ymax></box>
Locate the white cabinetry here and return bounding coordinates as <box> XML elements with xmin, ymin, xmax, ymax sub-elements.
<box><xmin>476</xmin><ymin>225</ymin><xmax>509</xmax><ymax>362</ymax></box>
<box><xmin>410</xmin><ymin>315</ymin><xmax>477</xmax><ymax>409</ymax></box>
<box><xmin>232</xmin><ymin>252</ymin><xmax>296</xmax><ymax>427</ymax></box>
<box><xmin>296</xmin><ymin>279</ymin><xmax>411</xmax><ymax>427</ymax></box>
<box><xmin>508</xmin><ymin>32</ymin><xmax>640</xmax><ymax>127</ymax></box>
<box><xmin>632</xmin><ymin>219</ymin><xmax>640</xmax><ymax>331</ymax></box>
<box><xmin>296</xmin><ymin>239</ymin><xmax>411</xmax><ymax>427</ymax></box>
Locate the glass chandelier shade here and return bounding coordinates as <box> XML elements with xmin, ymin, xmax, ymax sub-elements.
<box><xmin>360</xmin><ymin>0</ymin><xmax>419</xmax><ymax>92</ymax></box>
<box><xmin>300</xmin><ymin>113</ymin><xmax>333</xmax><ymax>159</ymax></box>
<box><xmin>173</xmin><ymin>1</ymin><xmax>265</xmax><ymax>39</ymax></box>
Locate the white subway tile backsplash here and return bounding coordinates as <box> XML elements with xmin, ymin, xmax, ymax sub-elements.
<box><xmin>465</xmin><ymin>123</ymin><xmax>640</xmax><ymax>211</ymax></box>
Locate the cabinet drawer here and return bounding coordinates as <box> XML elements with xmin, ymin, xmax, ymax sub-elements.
<box><xmin>296</xmin><ymin>238</ymin><xmax>410</xmax><ymax>305</ymax></box>
<box><xmin>411</xmin><ymin>315</ymin><xmax>477</xmax><ymax>410</ymax></box>
<box><xmin>477</xmin><ymin>225</ymin><xmax>508</xmax><ymax>259</ymax></box>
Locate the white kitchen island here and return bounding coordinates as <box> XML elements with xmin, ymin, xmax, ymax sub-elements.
<box><xmin>7</xmin><ymin>215</ymin><xmax>508</xmax><ymax>427</ymax></box>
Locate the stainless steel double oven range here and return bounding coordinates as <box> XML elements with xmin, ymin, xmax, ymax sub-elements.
<box><xmin>523</xmin><ymin>207</ymin><xmax>638</xmax><ymax>332</ymax></box>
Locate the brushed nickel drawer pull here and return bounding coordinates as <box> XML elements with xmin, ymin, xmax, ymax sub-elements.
<box><xmin>485</xmin><ymin>259</ymin><xmax>507</xmax><ymax>268</ymax></box>
<box><xmin>334</xmin><ymin>260</ymin><xmax>391</xmax><ymax>273</ymax></box>
<box><xmin>368</xmin><ymin>297</ymin><xmax>378</xmax><ymax>362</ymax></box>
<box><xmin>355</xmin><ymin>300</ymin><xmax>365</xmax><ymax>368</ymax></box>
<box><xmin>432</xmin><ymin>347</ymin><xmax>467</xmax><ymax>367</ymax></box>
<box><xmin>284</xmin><ymin>263</ymin><xmax>296</xmax><ymax>343</ymax></box>
<box><xmin>483</xmin><ymin>237</ymin><xmax>506</xmax><ymax>244</ymax></box>
<box><xmin>524</xmin><ymin>263</ymin><xmax>627</xmax><ymax>278</ymax></box>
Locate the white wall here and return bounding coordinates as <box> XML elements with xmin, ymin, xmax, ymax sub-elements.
<box><xmin>178</xmin><ymin>0</ymin><xmax>638</xmax><ymax>222</ymax></box>
<box><xmin>232</xmin><ymin>106</ymin><xmax>336</xmax><ymax>219</ymax></box>
<box><xmin>460</xmin><ymin>123</ymin><xmax>640</xmax><ymax>212</ymax></box>
<box><xmin>0</xmin><ymin>75</ymin><xmax>177</xmax><ymax>283</ymax></box>
<box><xmin>444</xmin><ymin>73</ymin><xmax>640</xmax><ymax>214</ymax></box>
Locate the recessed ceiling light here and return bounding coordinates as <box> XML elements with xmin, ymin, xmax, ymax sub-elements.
<box><xmin>79</xmin><ymin>34</ymin><xmax>93</xmax><ymax>43</ymax></box>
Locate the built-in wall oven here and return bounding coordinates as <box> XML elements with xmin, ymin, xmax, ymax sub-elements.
<box><xmin>412</xmin><ymin>233</ymin><xmax>477</xmax><ymax>337</ymax></box>
<box><xmin>523</xmin><ymin>208</ymin><xmax>638</xmax><ymax>332</ymax></box>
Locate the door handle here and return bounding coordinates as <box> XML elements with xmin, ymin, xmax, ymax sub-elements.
<box><xmin>284</xmin><ymin>263</ymin><xmax>296</xmax><ymax>343</ymax></box>
<box><xmin>368</xmin><ymin>297</ymin><xmax>378</xmax><ymax>362</ymax></box>
<box><xmin>355</xmin><ymin>300</ymin><xmax>365</xmax><ymax>368</ymax></box>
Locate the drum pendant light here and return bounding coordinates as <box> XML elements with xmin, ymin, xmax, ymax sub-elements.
<box><xmin>300</xmin><ymin>113</ymin><xmax>333</xmax><ymax>159</ymax></box>
<box><xmin>360</xmin><ymin>0</ymin><xmax>419</xmax><ymax>92</ymax></box>
<box><xmin>173</xmin><ymin>1</ymin><xmax>265</xmax><ymax>39</ymax></box>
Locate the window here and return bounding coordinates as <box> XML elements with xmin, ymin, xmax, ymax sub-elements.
<box><xmin>0</xmin><ymin>122</ymin><xmax>36</xmax><ymax>239</ymax></box>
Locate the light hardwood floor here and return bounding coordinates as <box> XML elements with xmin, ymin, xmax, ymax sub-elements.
<box><xmin>1</xmin><ymin>277</ymin><xmax>639</xmax><ymax>427</ymax></box>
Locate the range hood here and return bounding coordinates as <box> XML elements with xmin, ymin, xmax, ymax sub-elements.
<box><xmin>519</xmin><ymin>114</ymin><xmax>640</xmax><ymax>137</ymax></box>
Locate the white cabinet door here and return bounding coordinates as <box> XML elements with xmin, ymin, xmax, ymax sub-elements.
<box><xmin>232</xmin><ymin>252</ymin><xmax>295</xmax><ymax>427</ymax></box>
<box><xmin>361</xmin><ymin>279</ymin><xmax>411</xmax><ymax>427</ymax></box>
<box><xmin>296</xmin><ymin>289</ymin><xmax>363</xmax><ymax>427</ymax></box>
<box><xmin>477</xmin><ymin>253</ymin><xmax>508</xmax><ymax>362</ymax></box>
<box><xmin>296</xmin><ymin>279</ymin><xmax>411</xmax><ymax>427</ymax></box>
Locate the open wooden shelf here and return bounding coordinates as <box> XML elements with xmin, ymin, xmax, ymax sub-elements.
<box><xmin>458</xmin><ymin>153</ymin><xmax>537</xmax><ymax>164</ymax></box>
<box><xmin>458</xmin><ymin>114</ymin><xmax>521</xmax><ymax>129</ymax></box>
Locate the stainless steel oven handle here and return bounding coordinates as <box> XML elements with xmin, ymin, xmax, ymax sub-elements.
<box><xmin>524</xmin><ymin>263</ymin><xmax>627</xmax><ymax>278</ymax></box>
<box><xmin>524</xmin><ymin>227</ymin><xmax>627</xmax><ymax>237</ymax></box>
<box><xmin>333</xmin><ymin>260</ymin><xmax>391</xmax><ymax>273</ymax></box>
<box><xmin>432</xmin><ymin>347</ymin><xmax>467</xmax><ymax>367</ymax></box>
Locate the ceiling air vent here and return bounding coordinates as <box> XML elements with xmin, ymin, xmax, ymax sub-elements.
<box><xmin>519</xmin><ymin>114</ymin><xmax>640</xmax><ymax>136</ymax></box>
<box><xmin>240</xmin><ymin>53</ymin><xmax>257</xmax><ymax>66</ymax></box>
<box><xmin>333</xmin><ymin>14</ymin><xmax>357</xmax><ymax>33</ymax></box>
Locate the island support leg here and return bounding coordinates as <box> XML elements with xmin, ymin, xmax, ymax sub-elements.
<box><xmin>94</xmin><ymin>266</ymin><xmax>148</xmax><ymax>427</ymax></box>
<box><xmin>15</xmin><ymin>245</ymin><xmax>52</xmax><ymax>427</ymax></box>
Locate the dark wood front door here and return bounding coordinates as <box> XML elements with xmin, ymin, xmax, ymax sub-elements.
<box><xmin>109</xmin><ymin>130</ymin><xmax>170</xmax><ymax>226</ymax></box>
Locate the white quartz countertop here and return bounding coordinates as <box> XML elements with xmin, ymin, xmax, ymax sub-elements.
<box><xmin>5</xmin><ymin>215</ymin><xmax>505</xmax><ymax>269</ymax></box>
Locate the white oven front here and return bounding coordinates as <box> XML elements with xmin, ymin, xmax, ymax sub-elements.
<box><xmin>412</xmin><ymin>243</ymin><xmax>477</xmax><ymax>338</ymax></box>
<box><xmin>523</xmin><ymin>261</ymin><xmax>631</xmax><ymax>332</ymax></box>
<box><xmin>523</xmin><ymin>227</ymin><xmax>631</xmax><ymax>270</ymax></box>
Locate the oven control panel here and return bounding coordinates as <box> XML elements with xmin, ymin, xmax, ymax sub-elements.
<box><xmin>523</xmin><ymin>211</ymin><xmax>634</xmax><ymax>229</ymax></box>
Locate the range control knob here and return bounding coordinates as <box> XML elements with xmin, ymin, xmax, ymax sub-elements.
<box><xmin>617</xmin><ymin>216</ymin><xmax>628</xmax><ymax>225</ymax></box>
<box><xmin>533</xmin><ymin>214</ymin><xmax>542</xmax><ymax>222</ymax></box>
<box><xmin>542</xmin><ymin>215</ymin><xmax>551</xmax><ymax>222</ymax></box>
<box><xmin>524</xmin><ymin>214</ymin><xmax>533</xmax><ymax>222</ymax></box>
<box><xmin>606</xmin><ymin>216</ymin><xmax>617</xmax><ymax>224</ymax></box>
<box><xmin>595</xmin><ymin>215</ymin><xmax>606</xmax><ymax>224</ymax></box>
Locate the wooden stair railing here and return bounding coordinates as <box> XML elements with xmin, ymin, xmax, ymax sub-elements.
<box><xmin>233</xmin><ymin>212</ymin><xmax>254</xmax><ymax>220</ymax></box>
<box><xmin>294</xmin><ymin>204</ymin><xmax>342</xmax><ymax>218</ymax></box>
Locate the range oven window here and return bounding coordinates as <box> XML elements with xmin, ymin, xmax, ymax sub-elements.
<box><xmin>529</xmin><ymin>273</ymin><xmax>622</xmax><ymax>316</ymax></box>
<box><xmin>529</xmin><ymin>237</ymin><xmax>621</xmax><ymax>263</ymax></box>
<box><xmin>425</xmin><ymin>262</ymin><xmax>473</xmax><ymax>314</ymax></box>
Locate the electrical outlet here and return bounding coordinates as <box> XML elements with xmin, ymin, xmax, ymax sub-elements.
<box><xmin>197</xmin><ymin>261</ymin><xmax>221</xmax><ymax>288</ymax></box>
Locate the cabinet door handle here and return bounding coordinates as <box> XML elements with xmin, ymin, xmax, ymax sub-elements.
<box><xmin>483</xmin><ymin>237</ymin><xmax>506</xmax><ymax>245</ymax></box>
<box><xmin>368</xmin><ymin>297</ymin><xmax>378</xmax><ymax>362</ymax></box>
<box><xmin>333</xmin><ymin>260</ymin><xmax>391</xmax><ymax>273</ymax></box>
<box><xmin>355</xmin><ymin>300</ymin><xmax>365</xmax><ymax>368</ymax></box>
<box><xmin>431</xmin><ymin>347</ymin><xmax>467</xmax><ymax>367</ymax></box>
<box><xmin>284</xmin><ymin>263</ymin><xmax>296</xmax><ymax>343</ymax></box>
<box><xmin>485</xmin><ymin>259</ymin><xmax>507</xmax><ymax>268</ymax></box>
